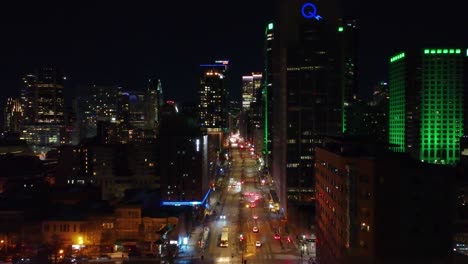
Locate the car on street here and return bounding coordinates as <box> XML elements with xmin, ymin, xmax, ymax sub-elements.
<box><xmin>253</xmin><ymin>215</ymin><xmax>258</xmax><ymax>220</ymax></box>
<box><xmin>96</xmin><ymin>254</ymin><xmax>111</xmax><ymax>260</ymax></box>
<box><xmin>253</xmin><ymin>226</ymin><xmax>259</xmax><ymax>233</ymax></box>
<box><xmin>255</xmin><ymin>241</ymin><xmax>262</xmax><ymax>247</ymax></box>
<box><xmin>274</xmin><ymin>234</ymin><xmax>281</xmax><ymax>240</ymax></box>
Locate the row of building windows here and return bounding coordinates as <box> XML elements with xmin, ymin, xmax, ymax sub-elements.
<box><xmin>44</xmin><ymin>224</ymin><xmax>83</xmax><ymax>233</ymax></box>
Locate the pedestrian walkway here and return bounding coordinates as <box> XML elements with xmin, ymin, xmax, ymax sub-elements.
<box><xmin>178</xmin><ymin>225</ymin><xmax>204</xmax><ymax>260</ymax></box>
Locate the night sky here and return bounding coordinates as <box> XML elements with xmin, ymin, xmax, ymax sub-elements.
<box><xmin>0</xmin><ymin>1</ymin><xmax>467</xmax><ymax>111</ymax></box>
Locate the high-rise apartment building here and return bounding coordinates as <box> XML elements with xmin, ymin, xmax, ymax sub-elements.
<box><xmin>270</xmin><ymin>0</ymin><xmax>358</xmax><ymax>209</ymax></box>
<box><xmin>389</xmin><ymin>48</ymin><xmax>468</xmax><ymax>165</ymax></box>
<box><xmin>199</xmin><ymin>60</ymin><xmax>229</xmax><ymax>131</ymax></box>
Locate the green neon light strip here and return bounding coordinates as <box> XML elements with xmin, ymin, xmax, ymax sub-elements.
<box><xmin>338</xmin><ymin>26</ymin><xmax>344</xmax><ymax>32</ymax></box>
<box><xmin>268</xmin><ymin>23</ymin><xmax>274</xmax><ymax>30</ymax></box>
<box><xmin>423</xmin><ymin>48</ymin><xmax>463</xmax><ymax>55</ymax></box>
<box><xmin>390</xmin><ymin>52</ymin><xmax>405</xmax><ymax>63</ymax></box>
<box><xmin>264</xmin><ymin>84</ymin><xmax>268</xmax><ymax>155</ymax></box>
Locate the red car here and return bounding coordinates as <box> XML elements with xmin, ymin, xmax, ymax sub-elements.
<box><xmin>274</xmin><ymin>234</ymin><xmax>281</xmax><ymax>240</ymax></box>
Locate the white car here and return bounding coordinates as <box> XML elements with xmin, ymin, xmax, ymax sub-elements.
<box><xmin>255</xmin><ymin>241</ymin><xmax>262</xmax><ymax>247</ymax></box>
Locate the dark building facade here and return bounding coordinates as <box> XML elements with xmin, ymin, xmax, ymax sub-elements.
<box><xmin>315</xmin><ymin>138</ymin><xmax>454</xmax><ymax>263</ymax></box>
<box><xmin>263</xmin><ymin>22</ymin><xmax>275</xmax><ymax>168</ymax></box>
<box><xmin>270</xmin><ymin>0</ymin><xmax>358</xmax><ymax>211</ymax></box>
<box><xmin>159</xmin><ymin>105</ymin><xmax>209</xmax><ymax>206</ymax></box>
<box><xmin>75</xmin><ymin>85</ymin><xmax>120</xmax><ymax>141</ymax></box>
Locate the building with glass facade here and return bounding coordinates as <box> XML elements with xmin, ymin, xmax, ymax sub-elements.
<box><xmin>19</xmin><ymin>67</ymin><xmax>66</xmax><ymax>154</ymax></box>
<box><xmin>270</xmin><ymin>0</ymin><xmax>358</xmax><ymax>209</ymax></box>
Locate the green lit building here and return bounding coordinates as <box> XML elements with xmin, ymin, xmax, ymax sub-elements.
<box><xmin>389</xmin><ymin>48</ymin><xmax>468</xmax><ymax>165</ymax></box>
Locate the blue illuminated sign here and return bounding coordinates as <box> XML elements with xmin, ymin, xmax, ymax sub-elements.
<box><xmin>301</xmin><ymin>3</ymin><xmax>322</xmax><ymax>20</ymax></box>
<box><xmin>161</xmin><ymin>189</ymin><xmax>211</xmax><ymax>207</ymax></box>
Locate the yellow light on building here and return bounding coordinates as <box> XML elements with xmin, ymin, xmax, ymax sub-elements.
<box><xmin>78</xmin><ymin>236</ymin><xmax>84</xmax><ymax>245</ymax></box>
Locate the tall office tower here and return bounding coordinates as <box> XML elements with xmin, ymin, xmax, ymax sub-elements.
<box><xmin>19</xmin><ymin>67</ymin><xmax>66</xmax><ymax>153</ymax></box>
<box><xmin>347</xmin><ymin>82</ymin><xmax>389</xmax><ymax>142</ymax></box>
<box><xmin>159</xmin><ymin>103</ymin><xmax>210</xmax><ymax>207</ymax></box>
<box><xmin>315</xmin><ymin>138</ymin><xmax>454</xmax><ymax>264</ymax></box>
<box><xmin>242</xmin><ymin>75</ymin><xmax>254</xmax><ymax>111</ymax></box>
<box><xmin>20</xmin><ymin>68</ymin><xmax>65</xmax><ymax>124</ymax></box>
<box><xmin>241</xmin><ymin>73</ymin><xmax>263</xmax><ymax>145</ymax></box>
<box><xmin>389</xmin><ymin>48</ymin><xmax>468</xmax><ymax>165</ymax></box>
<box><xmin>242</xmin><ymin>73</ymin><xmax>263</xmax><ymax>110</ymax></box>
<box><xmin>145</xmin><ymin>78</ymin><xmax>163</xmax><ymax>131</ymax></box>
<box><xmin>3</xmin><ymin>98</ymin><xmax>23</xmax><ymax>133</ymax></box>
<box><xmin>250</xmin><ymin>73</ymin><xmax>264</xmax><ymax>126</ymax></box>
<box><xmin>21</xmin><ymin>74</ymin><xmax>36</xmax><ymax>124</ymax></box>
<box><xmin>199</xmin><ymin>60</ymin><xmax>229</xmax><ymax>131</ymax></box>
<box><xmin>263</xmin><ymin>22</ymin><xmax>274</xmax><ymax>167</ymax></box>
<box><xmin>271</xmin><ymin>0</ymin><xmax>358</xmax><ymax>209</ymax></box>
<box><xmin>75</xmin><ymin>85</ymin><xmax>120</xmax><ymax>140</ymax></box>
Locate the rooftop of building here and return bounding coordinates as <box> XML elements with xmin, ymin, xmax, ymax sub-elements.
<box><xmin>319</xmin><ymin>135</ymin><xmax>399</xmax><ymax>158</ymax></box>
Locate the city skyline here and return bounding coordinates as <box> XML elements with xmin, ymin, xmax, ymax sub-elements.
<box><xmin>0</xmin><ymin>1</ymin><xmax>467</xmax><ymax>262</ymax></box>
<box><xmin>1</xmin><ymin>0</ymin><xmax>467</xmax><ymax>109</ymax></box>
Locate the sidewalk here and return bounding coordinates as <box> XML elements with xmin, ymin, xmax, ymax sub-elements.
<box><xmin>177</xmin><ymin>225</ymin><xmax>204</xmax><ymax>260</ymax></box>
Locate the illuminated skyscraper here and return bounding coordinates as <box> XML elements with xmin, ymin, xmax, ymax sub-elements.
<box><xmin>21</xmin><ymin>68</ymin><xmax>65</xmax><ymax>124</ymax></box>
<box><xmin>19</xmin><ymin>67</ymin><xmax>67</xmax><ymax>153</ymax></box>
<box><xmin>3</xmin><ymin>98</ymin><xmax>23</xmax><ymax>133</ymax></box>
<box><xmin>389</xmin><ymin>48</ymin><xmax>468</xmax><ymax>165</ymax></box>
<box><xmin>270</xmin><ymin>0</ymin><xmax>358</xmax><ymax>209</ymax></box>
<box><xmin>199</xmin><ymin>60</ymin><xmax>229</xmax><ymax>131</ymax></box>
<box><xmin>242</xmin><ymin>76</ymin><xmax>254</xmax><ymax>111</ymax></box>
<box><xmin>242</xmin><ymin>73</ymin><xmax>262</xmax><ymax>110</ymax></box>
<box><xmin>75</xmin><ymin>85</ymin><xmax>120</xmax><ymax>140</ymax></box>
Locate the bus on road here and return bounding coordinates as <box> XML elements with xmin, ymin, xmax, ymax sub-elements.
<box><xmin>220</xmin><ymin>227</ymin><xmax>229</xmax><ymax>247</ymax></box>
